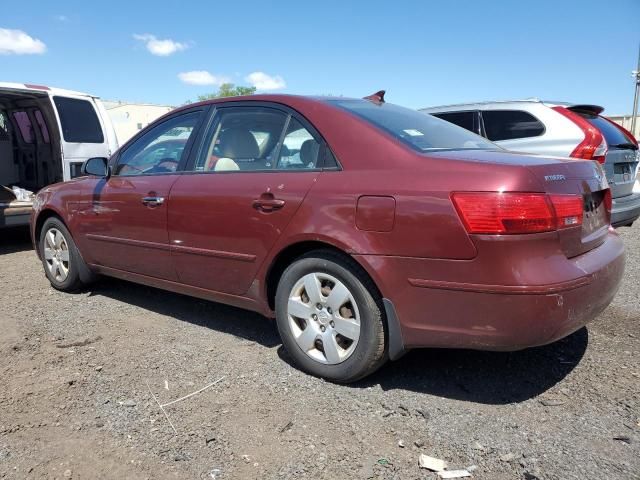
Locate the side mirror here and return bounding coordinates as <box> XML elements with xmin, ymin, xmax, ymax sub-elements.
<box><xmin>82</xmin><ymin>157</ymin><xmax>110</xmax><ymax>178</ymax></box>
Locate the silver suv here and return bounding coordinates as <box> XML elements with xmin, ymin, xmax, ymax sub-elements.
<box><xmin>421</xmin><ymin>100</ymin><xmax>640</xmax><ymax>227</ymax></box>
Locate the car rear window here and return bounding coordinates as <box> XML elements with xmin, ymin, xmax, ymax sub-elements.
<box><xmin>481</xmin><ymin>110</ymin><xmax>545</xmax><ymax>141</ymax></box>
<box><xmin>574</xmin><ymin>111</ymin><xmax>636</xmax><ymax>148</ymax></box>
<box><xmin>330</xmin><ymin>100</ymin><xmax>496</xmax><ymax>152</ymax></box>
<box><xmin>53</xmin><ymin>96</ymin><xmax>104</xmax><ymax>143</ymax></box>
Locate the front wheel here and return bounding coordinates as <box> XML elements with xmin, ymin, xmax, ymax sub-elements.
<box><xmin>275</xmin><ymin>251</ymin><xmax>387</xmax><ymax>383</ymax></box>
<box><xmin>39</xmin><ymin>218</ymin><xmax>87</xmax><ymax>292</ymax></box>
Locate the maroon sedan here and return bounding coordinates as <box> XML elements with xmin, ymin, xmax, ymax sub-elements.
<box><xmin>30</xmin><ymin>92</ymin><xmax>625</xmax><ymax>382</ymax></box>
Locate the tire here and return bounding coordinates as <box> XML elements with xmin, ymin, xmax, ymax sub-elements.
<box><xmin>275</xmin><ymin>250</ymin><xmax>387</xmax><ymax>383</ymax></box>
<box><xmin>39</xmin><ymin>217</ymin><xmax>89</xmax><ymax>292</ymax></box>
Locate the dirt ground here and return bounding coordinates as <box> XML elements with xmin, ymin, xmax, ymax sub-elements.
<box><xmin>0</xmin><ymin>225</ymin><xmax>638</xmax><ymax>480</ymax></box>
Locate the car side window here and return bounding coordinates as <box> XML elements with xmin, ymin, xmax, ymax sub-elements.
<box><xmin>276</xmin><ymin>118</ymin><xmax>322</xmax><ymax>169</ymax></box>
<box><xmin>432</xmin><ymin>111</ymin><xmax>478</xmax><ymax>135</ymax></box>
<box><xmin>115</xmin><ymin>112</ymin><xmax>201</xmax><ymax>176</ymax></box>
<box><xmin>481</xmin><ymin>110</ymin><xmax>545</xmax><ymax>141</ymax></box>
<box><xmin>195</xmin><ymin>107</ymin><xmax>288</xmax><ymax>172</ymax></box>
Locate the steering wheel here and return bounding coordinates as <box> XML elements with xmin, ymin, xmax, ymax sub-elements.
<box><xmin>147</xmin><ymin>158</ymin><xmax>179</xmax><ymax>174</ymax></box>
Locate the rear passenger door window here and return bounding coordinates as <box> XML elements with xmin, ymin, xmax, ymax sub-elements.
<box><xmin>432</xmin><ymin>111</ymin><xmax>479</xmax><ymax>135</ymax></box>
<box><xmin>481</xmin><ymin>110</ymin><xmax>545</xmax><ymax>141</ymax></box>
<box><xmin>277</xmin><ymin>118</ymin><xmax>321</xmax><ymax>169</ymax></box>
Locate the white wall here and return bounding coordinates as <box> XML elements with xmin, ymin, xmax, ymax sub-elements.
<box><xmin>103</xmin><ymin>101</ymin><xmax>174</xmax><ymax>145</ymax></box>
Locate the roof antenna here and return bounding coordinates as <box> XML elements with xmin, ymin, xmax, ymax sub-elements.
<box><xmin>364</xmin><ymin>90</ymin><xmax>386</xmax><ymax>103</ymax></box>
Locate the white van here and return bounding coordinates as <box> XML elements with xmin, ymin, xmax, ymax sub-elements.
<box><xmin>0</xmin><ymin>82</ymin><xmax>118</xmax><ymax>227</ymax></box>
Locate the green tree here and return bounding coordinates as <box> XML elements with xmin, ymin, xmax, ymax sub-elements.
<box><xmin>196</xmin><ymin>83</ymin><xmax>256</xmax><ymax>101</ymax></box>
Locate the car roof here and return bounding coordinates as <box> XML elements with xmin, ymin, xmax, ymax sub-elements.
<box><xmin>420</xmin><ymin>99</ymin><xmax>605</xmax><ymax>114</ymax></box>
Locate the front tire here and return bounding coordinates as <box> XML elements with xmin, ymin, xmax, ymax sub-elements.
<box><xmin>275</xmin><ymin>250</ymin><xmax>387</xmax><ymax>383</ymax></box>
<box><xmin>39</xmin><ymin>218</ymin><xmax>87</xmax><ymax>292</ymax></box>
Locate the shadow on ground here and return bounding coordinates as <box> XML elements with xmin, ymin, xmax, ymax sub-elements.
<box><xmin>0</xmin><ymin>227</ymin><xmax>32</xmax><ymax>255</ymax></box>
<box><xmin>88</xmin><ymin>277</ymin><xmax>281</xmax><ymax>348</ymax></box>
<box><xmin>90</xmin><ymin>276</ymin><xmax>587</xmax><ymax>405</ymax></box>
<box><xmin>351</xmin><ymin>327</ymin><xmax>588</xmax><ymax>404</ymax></box>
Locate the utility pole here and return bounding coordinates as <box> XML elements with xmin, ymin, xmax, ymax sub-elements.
<box><xmin>632</xmin><ymin>42</ymin><xmax>640</xmax><ymax>136</ymax></box>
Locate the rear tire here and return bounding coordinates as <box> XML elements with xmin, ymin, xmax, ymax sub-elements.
<box><xmin>275</xmin><ymin>250</ymin><xmax>387</xmax><ymax>383</ymax></box>
<box><xmin>39</xmin><ymin>218</ymin><xmax>89</xmax><ymax>292</ymax></box>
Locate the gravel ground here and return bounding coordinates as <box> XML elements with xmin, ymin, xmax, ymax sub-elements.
<box><xmin>0</xmin><ymin>225</ymin><xmax>638</xmax><ymax>480</ymax></box>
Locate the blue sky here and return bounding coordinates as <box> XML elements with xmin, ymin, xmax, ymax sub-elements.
<box><xmin>2</xmin><ymin>0</ymin><xmax>639</xmax><ymax>113</ymax></box>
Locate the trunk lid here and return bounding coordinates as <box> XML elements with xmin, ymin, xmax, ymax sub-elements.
<box><xmin>524</xmin><ymin>158</ymin><xmax>610</xmax><ymax>258</ymax></box>
<box><xmin>432</xmin><ymin>149</ymin><xmax>611</xmax><ymax>258</ymax></box>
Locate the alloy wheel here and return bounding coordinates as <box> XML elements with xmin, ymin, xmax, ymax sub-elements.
<box><xmin>43</xmin><ymin>228</ymin><xmax>70</xmax><ymax>282</ymax></box>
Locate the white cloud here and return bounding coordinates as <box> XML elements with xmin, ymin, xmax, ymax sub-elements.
<box><xmin>245</xmin><ymin>71</ymin><xmax>286</xmax><ymax>90</ymax></box>
<box><xmin>0</xmin><ymin>28</ymin><xmax>46</xmax><ymax>55</ymax></box>
<box><xmin>133</xmin><ymin>33</ymin><xmax>188</xmax><ymax>56</ymax></box>
<box><xmin>178</xmin><ymin>70</ymin><xmax>230</xmax><ymax>86</ymax></box>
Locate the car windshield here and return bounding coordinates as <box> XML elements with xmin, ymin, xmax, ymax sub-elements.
<box><xmin>330</xmin><ymin>99</ymin><xmax>498</xmax><ymax>152</ymax></box>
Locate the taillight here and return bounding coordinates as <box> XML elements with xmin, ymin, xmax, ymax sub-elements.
<box><xmin>552</xmin><ymin>106</ymin><xmax>607</xmax><ymax>164</ymax></box>
<box><xmin>451</xmin><ymin>192</ymin><xmax>583</xmax><ymax>235</ymax></box>
<box><xmin>549</xmin><ymin>194</ymin><xmax>583</xmax><ymax>228</ymax></box>
<box><xmin>604</xmin><ymin>189</ymin><xmax>612</xmax><ymax>216</ymax></box>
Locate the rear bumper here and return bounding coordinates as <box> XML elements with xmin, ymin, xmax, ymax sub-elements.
<box><xmin>355</xmin><ymin>231</ymin><xmax>625</xmax><ymax>351</ymax></box>
<box><xmin>0</xmin><ymin>205</ymin><xmax>32</xmax><ymax>228</ymax></box>
<box><xmin>611</xmin><ymin>191</ymin><xmax>640</xmax><ymax>227</ymax></box>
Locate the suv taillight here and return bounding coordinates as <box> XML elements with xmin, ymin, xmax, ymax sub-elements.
<box><xmin>451</xmin><ymin>192</ymin><xmax>583</xmax><ymax>234</ymax></box>
<box><xmin>552</xmin><ymin>106</ymin><xmax>607</xmax><ymax>164</ymax></box>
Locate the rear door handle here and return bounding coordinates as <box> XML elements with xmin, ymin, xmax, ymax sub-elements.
<box><xmin>252</xmin><ymin>197</ymin><xmax>285</xmax><ymax>212</ymax></box>
<box><xmin>142</xmin><ymin>196</ymin><xmax>165</xmax><ymax>206</ymax></box>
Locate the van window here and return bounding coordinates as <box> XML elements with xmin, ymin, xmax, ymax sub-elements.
<box><xmin>34</xmin><ymin>110</ymin><xmax>50</xmax><ymax>143</ymax></box>
<box><xmin>13</xmin><ymin>112</ymin><xmax>34</xmax><ymax>144</ymax></box>
<box><xmin>53</xmin><ymin>96</ymin><xmax>104</xmax><ymax>143</ymax></box>
<box><xmin>482</xmin><ymin>110</ymin><xmax>545</xmax><ymax>141</ymax></box>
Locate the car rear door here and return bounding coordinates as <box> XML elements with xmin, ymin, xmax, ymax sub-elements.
<box><xmin>167</xmin><ymin>103</ymin><xmax>325</xmax><ymax>296</ymax></box>
<box><xmin>78</xmin><ymin>107</ymin><xmax>206</xmax><ymax>280</ymax></box>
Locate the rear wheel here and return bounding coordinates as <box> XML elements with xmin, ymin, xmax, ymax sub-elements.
<box><xmin>275</xmin><ymin>251</ymin><xmax>387</xmax><ymax>383</ymax></box>
<box><xmin>39</xmin><ymin>218</ymin><xmax>87</xmax><ymax>292</ymax></box>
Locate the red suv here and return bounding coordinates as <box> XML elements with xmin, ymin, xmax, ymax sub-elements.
<box><xmin>31</xmin><ymin>92</ymin><xmax>625</xmax><ymax>382</ymax></box>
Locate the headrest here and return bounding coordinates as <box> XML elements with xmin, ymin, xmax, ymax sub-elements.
<box><xmin>300</xmin><ymin>139</ymin><xmax>320</xmax><ymax>167</ymax></box>
<box><xmin>217</xmin><ymin>128</ymin><xmax>259</xmax><ymax>159</ymax></box>
<box><xmin>214</xmin><ymin>157</ymin><xmax>240</xmax><ymax>171</ymax></box>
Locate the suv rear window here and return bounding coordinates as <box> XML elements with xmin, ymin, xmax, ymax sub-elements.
<box><xmin>574</xmin><ymin>111</ymin><xmax>636</xmax><ymax>148</ymax></box>
<box><xmin>53</xmin><ymin>96</ymin><xmax>104</xmax><ymax>143</ymax></box>
<box><xmin>482</xmin><ymin>110</ymin><xmax>545</xmax><ymax>141</ymax></box>
<box><xmin>331</xmin><ymin>100</ymin><xmax>495</xmax><ymax>152</ymax></box>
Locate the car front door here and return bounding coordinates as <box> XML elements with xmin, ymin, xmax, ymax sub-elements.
<box><xmin>78</xmin><ymin>108</ymin><xmax>205</xmax><ymax>280</ymax></box>
<box><xmin>167</xmin><ymin>104</ymin><xmax>326</xmax><ymax>295</ymax></box>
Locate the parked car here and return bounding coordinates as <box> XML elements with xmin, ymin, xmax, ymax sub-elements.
<box><xmin>0</xmin><ymin>82</ymin><xmax>118</xmax><ymax>228</ymax></box>
<box><xmin>30</xmin><ymin>92</ymin><xmax>624</xmax><ymax>382</ymax></box>
<box><xmin>421</xmin><ymin>100</ymin><xmax>640</xmax><ymax>227</ymax></box>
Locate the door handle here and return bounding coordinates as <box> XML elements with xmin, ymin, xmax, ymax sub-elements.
<box><xmin>142</xmin><ymin>196</ymin><xmax>165</xmax><ymax>206</ymax></box>
<box><xmin>252</xmin><ymin>196</ymin><xmax>285</xmax><ymax>212</ymax></box>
